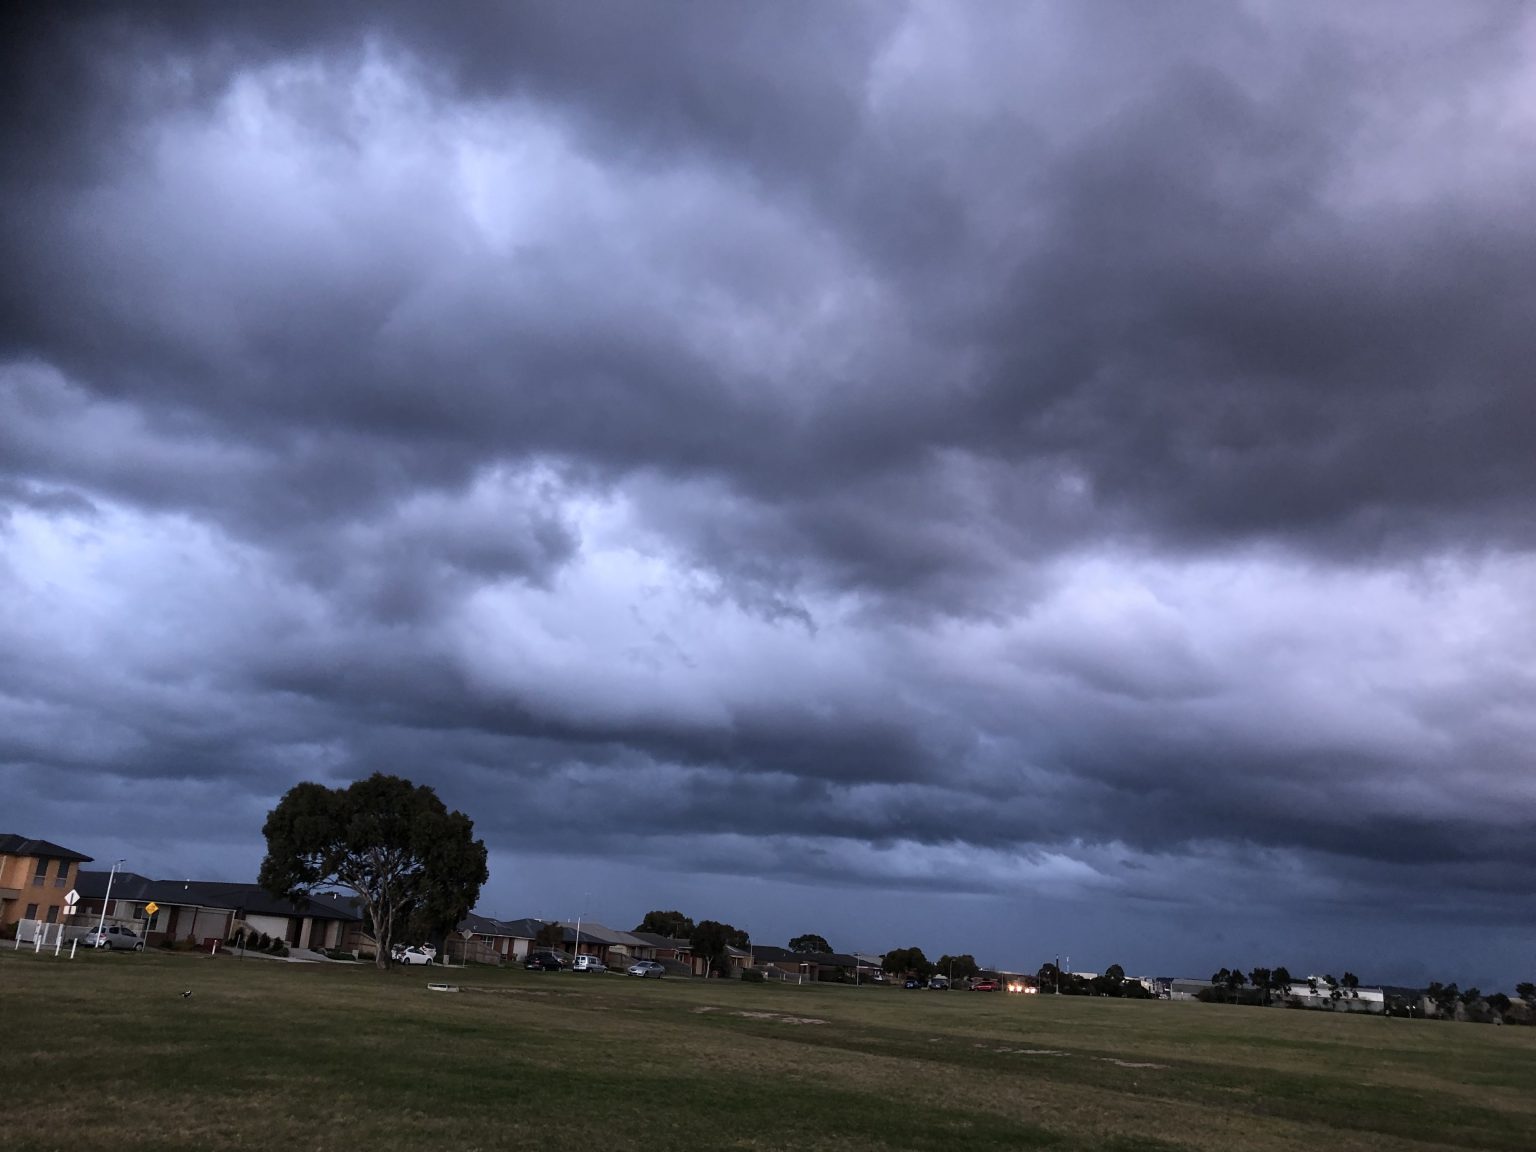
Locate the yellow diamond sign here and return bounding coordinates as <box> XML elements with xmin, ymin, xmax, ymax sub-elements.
<box><xmin>144</xmin><ymin>901</ymin><xmax>159</xmax><ymax>916</ymax></box>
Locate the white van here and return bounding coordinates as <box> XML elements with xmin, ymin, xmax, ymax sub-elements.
<box><xmin>572</xmin><ymin>955</ymin><xmax>608</xmax><ymax>973</ymax></box>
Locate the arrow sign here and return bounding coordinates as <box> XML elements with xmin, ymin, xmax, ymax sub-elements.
<box><xmin>144</xmin><ymin>901</ymin><xmax>160</xmax><ymax>917</ymax></box>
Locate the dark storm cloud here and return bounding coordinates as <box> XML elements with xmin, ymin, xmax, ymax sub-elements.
<box><xmin>4</xmin><ymin>2</ymin><xmax>1536</xmax><ymax>981</ymax></box>
<box><xmin>8</xmin><ymin>2</ymin><xmax>1534</xmax><ymax>574</ymax></box>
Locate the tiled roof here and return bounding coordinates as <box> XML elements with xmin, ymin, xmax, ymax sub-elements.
<box><xmin>455</xmin><ymin>914</ymin><xmax>546</xmax><ymax>939</ymax></box>
<box><xmin>631</xmin><ymin>931</ymin><xmax>692</xmax><ymax>950</ymax></box>
<box><xmin>75</xmin><ymin>871</ymin><xmax>361</xmax><ymax>921</ymax></box>
<box><xmin>557</xmin><ymin>921</ymin><xmax>650</xmax><ymax>948</ymax></box>
<box><xmin>0</xmin><ymin>834</ymin><xmax>94</xmax><ymax>863</ymax></box>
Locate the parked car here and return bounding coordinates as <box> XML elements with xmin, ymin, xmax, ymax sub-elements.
<box><xmin>928</xmin><ymin>976</ymin><xmax>950</xmax><ymax>990</ymax></box>
<box><xmin>524</xmin><ymin>951</ymin><xmax>567</xmax><ymax>971</ymax></box>
<box><xmin>903</xmin><ymin>978</ymin><xmax>926</xmax><ymax>989</ymax></box>
<box><xmin>572</xmin><ymin>955</ymin><xmax>607</xmax><ymax>973</ymax></box>
<box><xmin>392</xmin><ymin>944</ymin><xmax>435</xmax><ymax>966</ymax></box>
<box><xmin>82</xmin><ymin>925</ymin><xmax>143</xmax><ymax>952</ymax></box>
<box><xmin>971</xmin><ymin>979</ymin><xmax>999</xmax><ymax>992</ymax></box>
<box><xmin>627</xmin><ymin>960</ymin><xmax>667</xmax><ymax>978</ymax></box>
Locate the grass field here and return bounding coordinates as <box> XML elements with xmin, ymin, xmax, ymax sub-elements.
<box><xmin>3</xmin><ymin>948</ymin><xmax>1533</xmax><ymax>1151</ymax></box>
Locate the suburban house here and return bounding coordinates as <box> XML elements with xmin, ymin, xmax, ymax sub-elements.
<box><xmin>559</xmin><ymin>921</ymin><xmax>655</xmax><ymax>967</ymax></box>
<box><xmin>449</xmin><ymin>917</ymin><xmax>674</xmax><ymax>968</ymax></box>
<box><xmin>699</xmin><ymin>943</ymin><xmax>753</xmax><ymax>978</ymax></box>
<box><xmin>629</xmin><ymin>930</ymin><xmax>693</xmax><ymax>965</ymax></box>
<box><xmin>76</xmin><ymin>871</ymin><xmax>362</xmax><ymax>951</ymax></box>
<box><xmin>451</xmin><ymin>914</ymin><xmax>545</xmax><ymax>963</ymax></box>
<box><xmin>0</xmin><ymin>834</ymin><xmax>93</xmax><ymax>933</ymax></box>
<box><xmin>751</xmin><ymin>945</ymin><xmax>860</xmax><ymax>982</ymax></box>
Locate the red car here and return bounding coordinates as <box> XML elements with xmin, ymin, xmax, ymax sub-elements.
<box><xmin>971</xmin><ymin>979</ymin><xmax>999</xmax><ymax>992</ymax></box>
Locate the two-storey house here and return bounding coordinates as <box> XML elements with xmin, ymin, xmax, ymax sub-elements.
<box><xmin>0</xmin><ymin>834</ymin><xmax>94</xmax><ymax>932</ymax></box>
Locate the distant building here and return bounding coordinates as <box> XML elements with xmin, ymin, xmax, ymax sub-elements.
<box><xmin>1283</xmin><ymin>977</ymin><xmax>1386</xmax><ymax>1013</ymax></box>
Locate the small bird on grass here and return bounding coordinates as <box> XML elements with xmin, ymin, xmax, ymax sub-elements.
<box><xmin>181</xmin><ymin>990</ymin><xmax>193</xmax><ymax>999</ymax></box>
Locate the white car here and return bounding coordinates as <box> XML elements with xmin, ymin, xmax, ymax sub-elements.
<box><xmin>82</xmin><ymin>925</ymin><xmax>144</xmax><ymax>952</ymax></box>
<box><xmin>627</xmin><ymin>960</ymin><xmax>666</xmax><ymax>978</ymax></box>
<box><xmin>392</xmin><ymin>944</ymin><xmax>436</xmax><ymax>966</ymax></box>
<box><xmin>572</xmin><ymin>955</ymin><xmax>607</xmax><ymax>973</ymax></box>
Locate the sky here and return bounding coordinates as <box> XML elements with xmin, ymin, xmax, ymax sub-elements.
<box><xmin>3</xmin><ymin>2</ymin><xmax>1534</xmax><ymax>990</ymax></box>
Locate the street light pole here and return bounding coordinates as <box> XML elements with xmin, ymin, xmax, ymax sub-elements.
<box><xmin>92</xmin><ymin>859</ymin><xmax>126</xmax><ymax>946</ymax></box>
<box><xmin>573</xmin><ymin>892</ymin><xmax>589</xmax><ymax>965</ymax></box>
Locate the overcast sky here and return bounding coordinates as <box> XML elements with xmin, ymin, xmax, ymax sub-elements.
<box><xmin>4</xmin><ymin>2</ymin><xmax>1534</xmax><ymax>989</ymax></box>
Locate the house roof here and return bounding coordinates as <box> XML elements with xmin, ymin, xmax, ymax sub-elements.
<box><xmin>74</xmin><ymin>870</ymin><xmax>157</xmax><ymax>901</ymax></box>
<box><xmin>458</xmin><ymin>912</ymin><xmax>509</xmax><ymax>936</ymax></box>
<box><xmin>631</xmin><ymin>931</ymin><xmax>692</xmax><ymax>951</ymax></box>
<box><xmin>0</xmin><ymin>834</ymin><xmax>94</xmax><ymax>863</ymax></box>
<box><xmin>76</xmin><ymin>871</ymin><xmax>362</xmax><ymax>921</ymax></box>
<box><xmin>455</xmin><ymin>914</ymin><xmax>551</xmax><ymax>940</ymax></box>
<box><xmin>557</xmin><ymin>921</ymin><xmax>650</xmax><ymax>948</ymax></box>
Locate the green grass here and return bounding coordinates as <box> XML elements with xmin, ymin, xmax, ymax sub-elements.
<box><xmin>3</xmin><ymin>949</ymin><xmax>1534</xmax><ymax>1151</ymax></box>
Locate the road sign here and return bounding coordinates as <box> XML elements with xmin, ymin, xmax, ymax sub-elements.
<box><xmin>144</xmin><ymin>901</ymin><xmax>159</xmax><ymax>916</ymax></box>
<box><xmin>63</xmin><ymin>889</ymin><xmax>79</xmax><ymax>907</ymax></box>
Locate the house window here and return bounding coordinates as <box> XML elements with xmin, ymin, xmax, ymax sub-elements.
<box><xmin>25</xmin><ymin>903</ymin><xmax>38</xmax><ymax>919</ymax></box>
<box><xmin>54</xmin><ymin>859</ymin><xmax>70</xmax><ymax>887</ymax></box>
<box><xmin>33</xmin><ymin>859</ymin><xmax>48</xmax><ymax>885</ymax></box>
<box><xmin>45</xmin><ymin>906</ymin><xmax>58</xmax><ymax>923</ymax></box>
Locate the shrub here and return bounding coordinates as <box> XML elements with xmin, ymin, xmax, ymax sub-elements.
<box><xmin>741</xmin><ymin>968</ymin><xmax>766</xmax><ymax>983</ymax></box>
<box><xmin>357</xmin><ymin>950</ymin><xmax>377</xmax><ymax>962</ymax></box>
<box><xmin>267</xmin><ymin>938</ymin><xmax>288</xmax><ymax>956</ymax></box>
<box><xmin>158</xmin><ymin>939</ymin><xmax>176</xmax><ymax>950</ymax></box>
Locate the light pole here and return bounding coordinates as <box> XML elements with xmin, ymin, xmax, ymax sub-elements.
<box><xmin>92</xmin><ymin>859</ymin><xmax>126</xmax><ymax>946</ymax></box>
<box><xmin>573</xmin><ymin>892</ymin><xmax>589</xmax><ymax>965</ymax></box>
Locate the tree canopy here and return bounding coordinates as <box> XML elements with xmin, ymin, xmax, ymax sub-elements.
<box><xmin>789</xmin><ymin>933</ymin><xmax>832</xmax><ymax>954</ymax></box>
<box><xmin>635</xmin><ymin>910</ymin><xmax>694</xmax><ymax>938</ymax></box>
<box><xmin>259</xmin><ymin>773</ymin><xmax>488</xmax><ymax>969</ymax></box>
<box><xmin>691</xmin><ymin>919</ymin><xmax>749</xmax><ymax>975</ymax></box>
<box><xmin>936</xmin><ymin>953</ymin><xmax>979</xmax><ymax>979</ymax></box>
<box><xmin>882</xmin><ymin>946</ymin><xmax>932</xmax><ymax>978</ymax></box>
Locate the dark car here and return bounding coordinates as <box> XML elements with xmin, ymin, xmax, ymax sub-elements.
<box><xmin>903</xmin><ymin>978</ymin><xmax>927</xmax><ymax>989</ymax></box>
<box><xmin>524</xmin><ymin>952</ymin><xmax>567</xmax><ymax>971</ymax></box>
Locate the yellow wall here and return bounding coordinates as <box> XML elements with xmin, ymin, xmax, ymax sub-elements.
<box><xmin>0</xmin><ymin>854</ymin><xmax>83</xmax><ymax>928</ymax></box>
